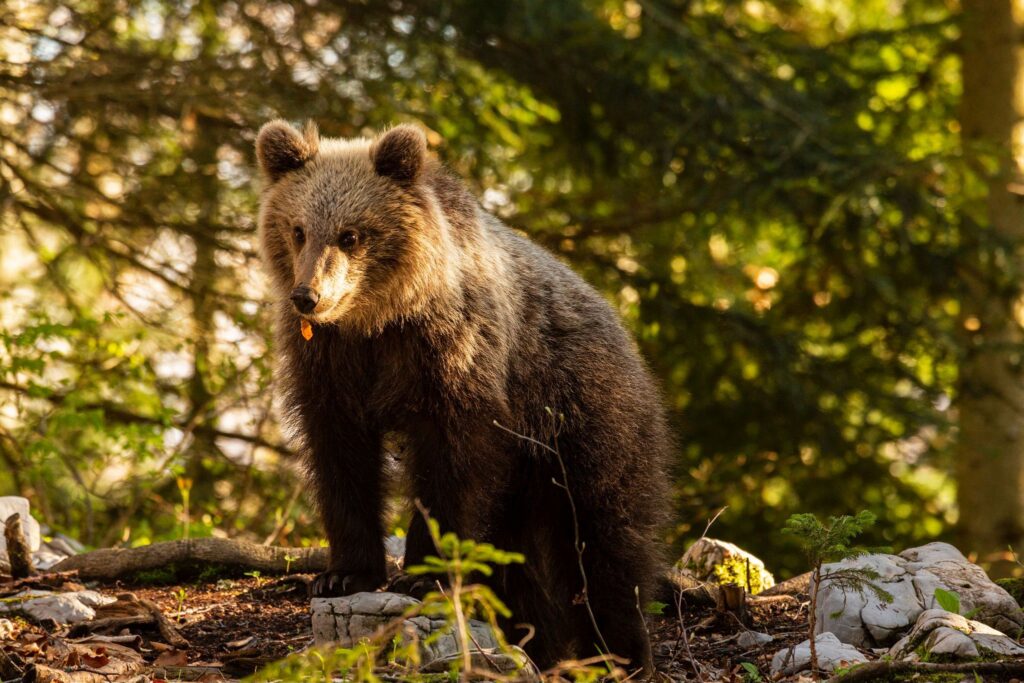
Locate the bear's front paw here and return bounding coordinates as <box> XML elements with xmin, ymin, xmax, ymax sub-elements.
<box><xmin>309</xmin><ymin>570</ymin><xmax>385</xmax><ymax>597</ymax></box>
<box><xmin>387</xmin><ymin>572</ymin><xmax>443</xmax><ymax>599</ymax></box>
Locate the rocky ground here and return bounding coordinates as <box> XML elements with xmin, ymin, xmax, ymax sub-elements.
<box><xmin>3</xmin><ymin>493</ymin><xmax>1024</xmax><ymax>682</ymax></box>
<box><xmin>0</xmin><ymin>572</ymin><xmax>807</xmax><ymax>682</ymax></box>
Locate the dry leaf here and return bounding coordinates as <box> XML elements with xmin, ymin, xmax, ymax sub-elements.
<box><xmin>81</xmin><ymin>646</ymin><xmax>110</xmax><ymax>668</ymax></box>
<box><xmin>153</xmin><ymin>649</ymin><xmax>188</xmax><ymax>667</ymax></box>
<box><xmin>300</xmin><ymin>319</ymin><xmax>313</xmax><ymax>340</ymax></box>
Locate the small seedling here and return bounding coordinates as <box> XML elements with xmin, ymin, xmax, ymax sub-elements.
<box><xmin>740</xmin><ymin>661</ymin><xmax>764</xmax><ymax>682</ymax></box>
<box><xmin>173</xmin><ymin>587</ymin><xmax>187</xmax><ymax>622</ymax></box>
<box><xmin>284</xmin><ymin>554</ymin><xmax>297</xmax><ymax>574</ymax></box>
<box><xmin>245</xmin><ymin>569</ymin><xmax>266</xmax><ymax>588</ymax></box>
<box><xmin>783</xmin><ymin>510</ymin><xmax>893</xmax><ymax>681</ymax></box>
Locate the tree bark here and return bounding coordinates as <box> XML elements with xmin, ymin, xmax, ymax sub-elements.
<box><xmin>956</xmin><ymin>0</ymin><xmax>1024</xmax><ymax>571</ymax></box>
<box><xmin>50</xmin><ymin>537</ymin><xmax>329</xmax><ymax>580</ymax></box>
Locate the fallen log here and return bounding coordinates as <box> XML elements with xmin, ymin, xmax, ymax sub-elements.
<box><xmin>51</xmin><ymin>537</ymin><xmax>328</xmax><ymax>580</ymax></box>
<box><xmin>826</xmin><ymin>660</ymin><xmax>1024</xmax><ymax>683</ymax></box>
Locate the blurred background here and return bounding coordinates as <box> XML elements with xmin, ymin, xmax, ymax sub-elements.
<box><xmin>0</xmin><ymin>0</ymin><xmax>1020</xmax><ymax>578</ymax></box>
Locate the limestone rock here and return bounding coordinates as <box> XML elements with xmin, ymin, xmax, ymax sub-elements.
<box><xmin>0</xmin><ymin>497</ymin><xmax>41</xmax><ymax>554</ymax></box>
<box><xmin>0</xmin><ymin>589</ymin><xmax>116</xmax><ymax>624</ymax></box>
<box><xmin>813</xmin><ymin>542</ymin><xmax>1023</xmax><ymax>647</ymax></box>
<box><xmin>677</xmin><ymin>538</ymin><xmax>775</xmax><ymax>594</ymax></box>
<box><xmin>770</xmin><ymin>632</ymin><xmax>869</xmax><ymax>676</ymax></box>
<box><xmin>889</xmin><ymin>609</ymin><xmax>1024</xmax><ymax>660</ymax></box>
<box><xmin>311</xmin><ymin>592</ymin><xmax>534</xmax><ymax>677</ymax></box>
<box><xmin>736</xmin><ymin>630</ymin><xmax>774</xmax><ymax>649</ymax></box>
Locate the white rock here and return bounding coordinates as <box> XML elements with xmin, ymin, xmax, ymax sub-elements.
<box><xmin>0</xmin><ymin>497</ymin><xmax>41</xmax><ymax>553</ymax></box>
<box><xmin>813</xmin><ymin>542</ymin><xmax>1023</xmax><ymax>647</ymax></box>
<box><xmin>770</xmin><ymin>632</ymin><xmax>869</xmax><ymax>676</ymax></box>
<box><xmin>0</xmin><ymin>589</ymin><xmax>116</xmax><ymax>624</ymax></box>
<box><xmin>33</xmin><ymin>548</ymin><xmax>68</xmax><ymax>570</ymax></box>
<box><xmin>45</xmin><ymin>536</ymin><xmax>81</xmax><ymax>557</ymax></box>
<box><xmin>737</xmin><ymin>630</ymin><xmax>774</xmax><ymax>649</ymax></box>
<box><xmin>889</xmin><ymin>609</ymin><xmax>1024</xmax><ymax>661</ymax></box>
<box><xmin>312</xmin><ymin>592</ymin><xmax>523</xmax><ymax>673</ymax></box>
<box><xmin>677</xmin><ymin>538</ymin><xmax>775</xmax><ymax>593</ymax></box>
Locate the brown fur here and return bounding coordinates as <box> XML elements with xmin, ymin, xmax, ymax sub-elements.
<box><xmin>255</xmin><ymin>121</ymin><xmax>672</xmax><ymax>671</ymax></box>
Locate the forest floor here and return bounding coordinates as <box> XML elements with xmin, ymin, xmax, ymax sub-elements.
<box><xmin>1</xmin><ymin>573</ymin><xmax>808</xmax><ymax>682</ymax></box>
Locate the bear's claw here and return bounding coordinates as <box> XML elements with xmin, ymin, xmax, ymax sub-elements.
<box><xmin>309</xmin><ymin>570</ymin><xmax>385</xmax><ymax>597</ymax></box>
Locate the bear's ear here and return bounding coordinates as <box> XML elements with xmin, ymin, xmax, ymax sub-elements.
<box><xmin>371</xmin><ymin>124</ymin><xmax>427</xmax><ymax>186</ymax></box>
<box><xmin>256</xmin><ymin>119</ymin><xmax>318</xmax><ymax>182</ymax></box>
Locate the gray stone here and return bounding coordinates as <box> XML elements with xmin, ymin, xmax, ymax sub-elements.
<box><xmin>312</xmin><ymin>592</ymin><xmax>529</xmax><ymax>676</ymax></box>
<box><xmin>32</xmin><ymin>548</ymin><xmax>68</xmax><ymax>570</ymax></box>
<box><xmin>0</xmin><ymin>497</ymin><xmax>41</xmax><ymax>554</ymax></box>
<box><xmin>736</xmin><ymin>630</ymin><xmax>774</xmax><ymax>649</ymax></box>
<box><xmin>813</xmin><ymin>542</ymin><xmax>1023</xmax><ymax>647</ymax></box>
<box><xmin>770</xmin><ymin>632</ymin><xmax>869</xmax><ymax>676</ymax></box>
<box><xmin>0</xmin><ymin>589</ymin><xmax>116</xmax><ymax>624</ymax></box>
<box><xmin>677</xmin><ymin>538</ymin><xmax>775</xmax><ymax>593</ymax></box>
<box><xmin>422</xmin><ymin>647</ymin><xmax>537</xmax><ymax>680</ymax></box>
<box><xmin>889</xmin><ymin>609</ymin><xmax>1024</xmax><ymax>661</ymax></box>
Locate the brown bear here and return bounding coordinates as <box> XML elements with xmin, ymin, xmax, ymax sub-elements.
<box><xmin>255</xmin><ymin>120</ymin><xmax>672</xmax><ymax>672</ymax></box>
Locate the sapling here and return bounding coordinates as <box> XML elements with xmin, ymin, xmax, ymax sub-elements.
<box><xmin>782</xmin><ymin>510</ymin><xmax>892</xmax><ymax>680</ymax></box>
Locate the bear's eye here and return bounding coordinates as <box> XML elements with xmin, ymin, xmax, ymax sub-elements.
<box><xmin>293</xmin><ymin>226</ymin><xmax>305</xmax><ymax>245</ymax></box>
<box><xmin>338</xmin><ymin>230</ymin><xmax>360</xmax><ymax>250</ymax></box>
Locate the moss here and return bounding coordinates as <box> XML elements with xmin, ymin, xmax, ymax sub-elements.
<box><xmin>996</xmin><ymin>577</ymin><xmax>1024</xmax><ymax>607</ymax></box>
<box><xmin>711</xmin><ymin>555</ymin><xmax>774</xmax><ymax>595</ymax></box>
<box><xmin>127</xmin><ymin>562</ymin><xmax>242</xmax><ymax>585</ymax></box>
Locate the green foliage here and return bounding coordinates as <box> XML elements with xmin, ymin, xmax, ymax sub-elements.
<box><xmin>0</xmin><ymin>0</ymin><xmax>983</xmax><ymax>573</ymax></box>
<box><xmin>407</xmin><ymin>517</ymin><xmax>525</xmax><ymax>585</ymax></box>
<box><xmin>644</xmin><ymin>601</ymin><xmax>668</xmax><ymax>616</ymax></box>
<box><xmin>740</xmin><ymin>661</ymin><xmax>764</xmax><ymax>682</ymax></box>
<box><xmin>934</xmin><ymin>587</ymin><xmax>960</xmax><ymax>615</ymax></box>
<box><xmin>784</xmin><ymin>511</ymin><xmax>883</xmax><ymax>565</ymax></box>
<box><xmin>251</xmin><ymin>521</ymin><xmax>560</xmax><ymax>682</ymax></box>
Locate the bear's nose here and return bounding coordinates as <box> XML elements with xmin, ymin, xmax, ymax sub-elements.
<box><xmin>290</xmin><ymin>286</ymin><xmax>320</xmax><ymax>314</ymax></box>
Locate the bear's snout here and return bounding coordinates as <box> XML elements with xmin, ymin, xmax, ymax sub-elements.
<box><xmin>290</xmin><ymin>286</ymin><xmax>320</xmax><ymax>315</ymax></box>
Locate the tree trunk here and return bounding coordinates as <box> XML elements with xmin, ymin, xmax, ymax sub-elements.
<box><xmin>956</xmin><ymin>0</ymin><xmax>1024</xmax><ymax>571</ymax></box>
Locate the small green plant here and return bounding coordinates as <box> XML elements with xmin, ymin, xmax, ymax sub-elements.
<box><xmin>249</xmin><ymin>515</ymin><xmax>558</xmax><ymax>683</ymax></box>
<box><xmin>934</xmin><ymin>587</ymin><xmax>980</xmax><ymax>619</ymax></box>
<box><xmin>244</xmin><ymin>569</ymin><xmax>265</xmax><ymax>588</ymax></box>
<box><xmin>934</xmin><ymin>587</ymin><xmax>960</xmax><ymax>614</ymax></box>
<box><xmin>783</xmin><ymin>510</ymin><xmax>893</xmax><ymax>681</ymax></box>
<box><xmin>284</xmin><ymin>553</ymin><xmax>298</xmax><ymax>574</ymax></box>
<box><xmin>740</xmin><ymin>661</ymin><xmax>764</xmax><ymax>682</ymax></box>
<box><xmin>644</xmin><ymin>600</ymin><xmax>668</xmax><ymax>615</ymax></box>
<box><xmin>173</xmin><ymin>587</ymin><xmax>187</xmax><ymax>622</ymax></box>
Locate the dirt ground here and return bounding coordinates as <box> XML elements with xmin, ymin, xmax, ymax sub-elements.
<box><xmin>1</xmin><ymin>573</ymin><xmax>808</xmax><ymax>681</ymax></box>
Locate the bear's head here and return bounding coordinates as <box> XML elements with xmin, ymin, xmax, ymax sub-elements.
<box><xmin>256</xmin><ymin>120</ymin><xmax>458</xmax><ymax>334</ymax></box>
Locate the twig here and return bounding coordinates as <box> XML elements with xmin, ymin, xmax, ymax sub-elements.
<box><xmin>492</xmin><ymin>415</ymin><xmax>613</xmax><ymax>661</ymax></box>
<box><xmin>674</xmin><ymin>585</ymin><xmax>704</xmax><ymax>681</ymax></box>
<box><xmin>132</xmin><ymin>595</ymin><xmax>190</xmax><ymax>648</ymax></box>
